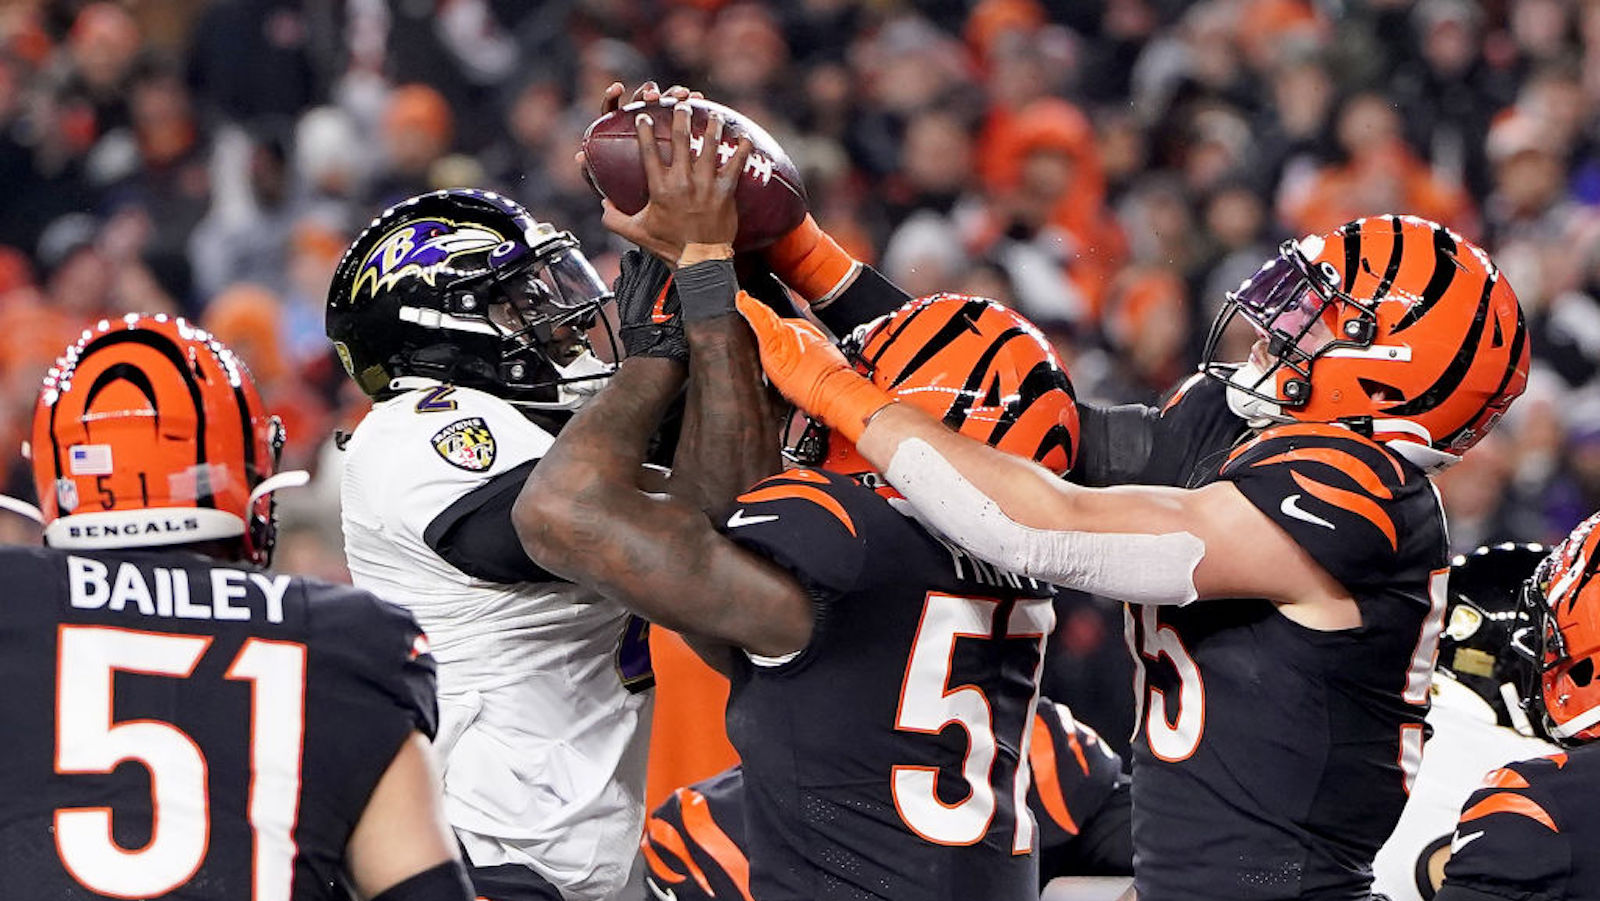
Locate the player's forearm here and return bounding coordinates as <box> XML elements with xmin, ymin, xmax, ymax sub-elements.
<box><xmin>515</xmin><ymin>357</ymin><xmax>685</xmax><ymax>575</ymax></box>
<box><xmin>857</xmin><ymin>405</ymin><xmax>1205</xmax><ymax>604</ymax></box>
<box><xmin>672</xmin><ymin>311</ymin><xmax>781</xmax><ymax>511</ymax></box>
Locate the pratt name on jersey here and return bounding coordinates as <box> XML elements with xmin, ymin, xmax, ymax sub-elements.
<box><xmin>67</xmin><ymin>555</ymin><xmax>292</xmax><ymax>624</ymax></box>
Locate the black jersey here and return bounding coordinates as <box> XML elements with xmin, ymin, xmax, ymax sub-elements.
<box><xmin>640</xmin><ymin>697</ymin><xmax>1129</xmax><ymax>901</ymax></box>
<box><xmin>0</xmin><ymin>545</ymin><xmax>437</xmax><ymax>901</ymax></box>
<box><xmin>1127</xmin><ymin>423</ymin><xmax>1450</xmax><ymax>901</ymax></box>
<box><xmin>715</xmin><ymin>468</ymin><xmax>1055</xmax><ymax>901</ymax></box>
<box><xmin>1437</xmin><ymin>744</ymin><xmax>1600</xmax><ymax>901</ymax></box>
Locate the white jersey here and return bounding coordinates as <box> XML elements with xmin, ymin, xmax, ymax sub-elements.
<box><xmin>1371</xmin><ymin>674</ymin><xmax>1555</xmax><ymax>901</ymax></box>
<box><xmin>340</xmin><ymin>378</ymin><xmax>651</xmax><ymax>901</ymax></box>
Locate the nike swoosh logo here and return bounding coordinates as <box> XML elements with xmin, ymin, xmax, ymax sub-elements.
<box><xmin>1280</xmin><ymin>493</ymin><xmax>1336</xmax><ymax>530</ymax></box>
<box><xmin>727</xmin><ymin>509</ymin><xmax>779</xmax><ymax>528</ymax></box>
<box><xmin>646</xmin><ymin>878</ymin><xmax>677</xmax><ymax>901</ymax></box>
<box><xmin>651</xmin><ymin>282</ymin><xmax>674</xmax><ymax>324</ymax></box>
<box><xmin>1451</xmin><ymin>830</ymin><xmax>1484</xmax><ymax>854</ymax></box>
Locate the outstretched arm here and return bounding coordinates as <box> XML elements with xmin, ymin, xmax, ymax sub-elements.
<box><xmin>736</xmin><ymin>298</ymin><xmax>1352</xmax><ymax>619</ymax></box>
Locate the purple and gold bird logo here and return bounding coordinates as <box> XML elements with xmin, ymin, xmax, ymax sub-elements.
<box><xmin>349</xmin><ymin>218</ymin><xmax>516</xmax><ymax>302</ymax></box>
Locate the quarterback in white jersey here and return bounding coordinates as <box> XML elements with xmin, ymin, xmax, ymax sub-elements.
<box><xmin>1373</xmin><ymin>544</ymin><xmax>1555</xmax><ymax>901</ymax></box>
<box><xmin>327</xmin><ymin>190</ymin><xmax>648</xmax><ymax>901</ymax></box>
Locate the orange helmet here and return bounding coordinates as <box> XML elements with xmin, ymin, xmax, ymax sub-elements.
<box><xmin>1202</xmin><ymin>215</ymin><xmax>1528</xmax><ymax>467</ymax></box>
<box><xmin>1521</xmin><ymin>511</ymin><xmax>1600</xmax><ymax>747</ymax></box>
<box><xmin>793</xmin><ymin>294</ymin><xmax>1079</xmax><ymax>482</ymax></box>
<box><xmin>28</xmin><ymin>315</ymin><xmax>301</xmax><ymax>565</ymax></box>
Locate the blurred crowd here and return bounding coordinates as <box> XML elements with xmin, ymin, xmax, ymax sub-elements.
<box><xmin>4</xmin><ymin>0</ymin><xmax>1600</xmax><ymax>747</ymax></box>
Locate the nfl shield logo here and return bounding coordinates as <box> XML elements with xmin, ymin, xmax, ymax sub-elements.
<box><xmin>431</xmin><ymin>417</ymin><xmax>497</xmax><ymax>472</ymax></box>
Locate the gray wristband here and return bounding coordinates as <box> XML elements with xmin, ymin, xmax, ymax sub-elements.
<box><xmin>674</xmin><ymin>258</ymin><xmax>738</xmax><ymax>322</ymax></box>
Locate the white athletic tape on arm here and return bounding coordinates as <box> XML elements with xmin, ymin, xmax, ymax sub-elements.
<box><xmin>885</xmin><ymin>438</ymin><xmax>1205</xmax><ymax>605</ymax></box>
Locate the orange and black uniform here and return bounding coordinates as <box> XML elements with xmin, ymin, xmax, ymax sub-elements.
<box><xmin>641</xmin><ymin>697</ymin><xmax>1131</xmax><ymax>901</ymax></box>
<box><xmin>0</xmin><ymin>546</ymin><xmax>437</xmax><ymax>900</ymax></box>
<box><xmin>1436</xmin><ymin>745</ymin><xmax>1600</xmax><ymax>901</ymax></box>
<box><xmin>710</xmin><ymin>468</ymin><xmax>1056</xmax><ymax>901</ymax></box>
<box><xmin>1128</xmin><ymin>423</ymin><xmax>1449</xmax><ymax>901</ymax></box>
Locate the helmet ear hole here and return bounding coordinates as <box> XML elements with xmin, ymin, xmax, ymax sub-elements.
<box><xmin>1358</xmin><ymin>377</ymin><xmax>1404</xmax><ymax>403</ymax></box>
<box><xmin>1572</xmin><ymin>657</ymin><xmax>1595</xmax><ymax>688</ymax></box>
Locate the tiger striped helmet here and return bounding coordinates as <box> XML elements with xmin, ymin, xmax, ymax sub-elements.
<box><xmin>1201</xmin><ymin>215</ymin><xmax>1528</xmax><ymax>466</ymax></box>
<box><xmin>29</xmin><ymin>315</ymin><xmax>300</xmax><ymax>565</ymax></box>
<box><xmin>814</xmin><ymin>293</ymin><xmax>1079</xmax><ymax>478</ymax></box>
<box><xmin>1521</xmin><ymin>511</ymin><xmax>1600</xmax><ymax>746</ymax></box>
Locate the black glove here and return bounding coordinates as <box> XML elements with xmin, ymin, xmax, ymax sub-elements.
<box><xmin>614</xmin><ymin>249</ymin><xmax>688</xmax><ymax>362</ymax></box>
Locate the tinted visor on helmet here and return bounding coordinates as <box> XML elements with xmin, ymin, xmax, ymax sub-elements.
<box><xmin>486</xmin><ymin>229</ymin><xmax>620</xmax><ymax>382</ymax></box>
<box><xmin>1200</xmin><ymin>240</ymin><xmax>1362</xmax><ymax>408</ymax></box>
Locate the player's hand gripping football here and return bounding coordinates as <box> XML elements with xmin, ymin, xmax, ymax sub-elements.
<box><xmin>602</xmin><ymin>97</ymin><xmax>753</xmax><ymax>267</ymax></box>
<box><xmin>735</xmin><ymin>294</ymin><xmax>893</xmax><ymax>443</ymax></box>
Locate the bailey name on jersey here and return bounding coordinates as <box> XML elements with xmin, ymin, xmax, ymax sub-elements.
<box><xmin>68</xmin><ymin>555</ymin><xmax>293</xmax><ymax>623</ymax></box>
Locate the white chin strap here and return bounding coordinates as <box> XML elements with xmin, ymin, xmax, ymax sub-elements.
<box><xmin>521</xmin><ymin>350</ymin><xmax>614</xmax><ymax>411</ymax></box>
<box><xmin>884</xmin><ymin>438</ymin><xmax>1204</xmax><ymax>605</ymax></box>
<box><xmin>1224</xmin><ymin>361</ymin><xmax>1292</xmax><ymax>426</ymax></box>
<box><xmin>1552</xmin><ymin>701</ymin><xmax>1600</xmax><ymax>741</ymax></box>
<box><xmin>249</xmin><ymin>469</ymin><xmax>311</xmax><ymax>504</ymax></box>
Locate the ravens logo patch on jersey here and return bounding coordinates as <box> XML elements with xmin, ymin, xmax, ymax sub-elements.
<box><xmin>431</xmin><ymin>416</ymin><xmax>497</xmax><ymax>471</ymax></box>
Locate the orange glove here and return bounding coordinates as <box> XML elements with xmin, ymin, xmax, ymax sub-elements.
<box><xmin>735</xmin><ymin>294</ymin><xmax>893</xmax><ymax>443</ymax></box>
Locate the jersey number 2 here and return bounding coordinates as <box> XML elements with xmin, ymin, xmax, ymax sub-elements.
<box><xmin>892</xmin><ymin>593</ymin><xmax>1051</xmax><ymax>852</ymax></box>
<box><xmin>54</xmin><ymin>626</ymin><xmax>306</xmax><ymax>900</ymax></box>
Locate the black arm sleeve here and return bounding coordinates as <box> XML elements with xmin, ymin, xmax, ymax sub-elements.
<box><xmin>423</xmin><ymin>460</ymin><xmax>558</xmax><ymax>584</ymax></box>
<box><xmin>1432</xmin><ymin>885</ymin><xmax>1525</xmax><ymax>901</ymax></box>
<box><xmin>812</xmin><ymin>265</ymin><xmax>911</xmax><ymax>335</ymax></box>
<box><xmin>1071</xmin><ymin>403</ymin><xmax>1160</xmax><ymax>487</ymax></box>
<box><xmin>369</xmin><ymin>860</ymin><xmax>473</xmax><ymax>901</ymax></box>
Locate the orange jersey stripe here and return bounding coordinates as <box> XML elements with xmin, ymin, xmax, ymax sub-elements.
<box><xmin>1027</xmin><ymin>714</ymin><xmax>1079</xmax><ymax>835</ymax></box>
<box><xmin>677</xmin><ymin>786</ymin><xmax>755</xmax><ymax>901</ymax></box>
<box><xmin>1291</xmin><ymin>471</ymin><xmax>1398</xmax><ymax>551</ymax></box>
<box><xmin>1226</xmin><ymin>422</ymin><xmax>1404</xmax><ymax>483</ymax></box>
<box><xmin>1551</xmin><ymin>752</ymin><xmax>1569</xmax><ymax>769</ymax></box>
<box><xmin>735</xmin><ymin>484</ymin><xmax>857</xmax><ymax>537</ymax></box>
<box><xmin>1481</xmin><ymin>767</ymin><xmax>1531</xmax><ymax>790</ymax></box>
<box><xmin>1460</xmin><ymin>791</ymin><xmax>1558</xmax><ymax>832</ymax></box>
<box><xmin>644</xmin><ymin>816</ymin><xmax>715</xmax><ymax>893</ymax></box>
<box><xmin>1252</xmin><ymin>447</ymin><xmax>1394</xmax><ymax>499</ymax></box>
<box><xmin>766</xmin><ymin>468</ymin><xmax>830</xmax><ymax>484</ymax></box>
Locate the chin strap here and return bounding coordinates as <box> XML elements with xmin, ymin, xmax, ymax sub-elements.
<box><xmin>0</xmin><ymin>495</ymin><xmax>43</xmax><ymax>523</ymax></box>
<box><xmin>248</xmin><ymin>470</ymin><xmax>311</xmax><ymax>505</ymax></box>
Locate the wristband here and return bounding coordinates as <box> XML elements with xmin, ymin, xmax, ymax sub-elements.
<box><xmin>674</xmin><ymin>258</ymin><xmax>738</xmax><ymax>322</ymax></box>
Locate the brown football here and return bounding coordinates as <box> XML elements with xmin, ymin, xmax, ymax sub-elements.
<box><xmin>581</xmin><ymin>98</ymin><xmax>808</xmax><ymax>252</ymax></box>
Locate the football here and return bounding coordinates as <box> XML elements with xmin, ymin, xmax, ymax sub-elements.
<box><xmin>581</xmin><ymin>98</ymin><xmax>809</xmax><ymax>251</ymax></box>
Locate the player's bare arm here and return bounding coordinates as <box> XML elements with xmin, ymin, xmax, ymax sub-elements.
<box><xmin>345</xmin><ymin>731</ymin><xmax>470</xmax><ymax>900</ymax></box>
<box><xmin>737</xmin><ymin>297</ymin><xmax>1357</xmax><ymax>626</ymax></box>
<box><xmin>513</xmin><ymin>355</ymin><xmax>811</xmax><ymax>656</ymax></box>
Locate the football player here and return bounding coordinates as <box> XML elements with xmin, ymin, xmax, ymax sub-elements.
<box><xmin>514</xmin><ymin>101</ymin><xmax>1080</xmax><ymax>901</ymax></box>
<box><xmin>1436</xmin><ymin>512</ymin><xmax>1600</xmax><ymax>901</ymax></box>
<box><xmin>1373</xmin><ymin>544</ymin><xmax>1559</xmax><ymax>901</ymax></box>
<box><xmin>325</xmin><ymin>186</ymin><xmax>653</xmax><ymax>901</ymax></box>
<box><xmin>638</xmin><ymin>695</ymin><xmax>1131</xmax><ymax>901</ymax></box>
<box><xmin>739</xmin><ymin>215</ymin><xmax>1530</xmax><ymax>901</ymax></box>
<box><xmin>0</xmin><ymin>316</ymin><xmax>468</xmax><ymax>900</ymax></box>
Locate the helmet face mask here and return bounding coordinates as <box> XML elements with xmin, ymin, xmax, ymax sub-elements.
<box><xmin>328</xmin><ymin>190</ymin><xmax>618</xmax><ymax>410</ymax></box>
<box><xmin>1203</xmin><ymin>236</ymin><xmax>1381</xmax><ymax>414</ymax></box>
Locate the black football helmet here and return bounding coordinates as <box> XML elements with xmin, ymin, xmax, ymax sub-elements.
<box><xmin>326</xmin><ymin>189</ymin><xmax>618</xmax><ymax>409</ymax></box>
<box><xmin>1440</xmin><ymin>542</ymin><xmax>1547</xmax><ymax>733</ymax></box>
